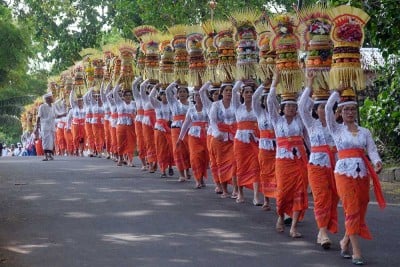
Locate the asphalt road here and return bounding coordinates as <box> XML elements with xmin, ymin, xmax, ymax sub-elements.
<box><xmin>0</xmin><ymin>156</ymin><xmax>399</xmax><ymax>267</ymax></box>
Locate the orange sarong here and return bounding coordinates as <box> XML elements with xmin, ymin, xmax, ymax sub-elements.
<box><xmin>171</xmin><ymin>127</ymin><xmax>190</xmax><ymax>171</ymax></box>
<box><xmin>308</xmin><ymin>164</ymin><xmax>339</xmax><ymax>233</ymax></box>
<box><xmin>71</xmin><ymin>124</ymin><xmax>85</xmax><ymax>153</ymax></box>
<box><xmin>92</xmin><ymin>114</ymin><xmax>105</xmax><ymax>153</ymax></box>
<box><xmin>85</xmin><ymin>122</ymin><xmax>95</xmax><ymax>151</ymax></box>
<box><xmin>143</xmin><ymin>110</ymin><xmax>157</xmax><ymax>163</ymax></box>
<box><xmin>234</xmin><ymin>138</ymin><xmax>259</xmax><ymax>189</ymax></box>
<box><xmin>64</xmin><ymin>128</ymin><xmax>73</xmax><ymax>155</ymax></box>
<box><xmin>35</xmin><ymin>139</ymin><xmax>44</xmax><ymax>156</ymax></box>
<box><xmin>334</xmin><ymin>148</ymin><xmax>386</xmax><ymax>239</ymax></box>
<box><xmin>135</xmin><ymin>121</ymin><xmax>146</xmax><ymax>160</ymax></box>
<box><xmin>276</xmin><ymin>157</ymin><xmax>308</xmax><ymax>221</ymax></box>
<box><xmin>335</xmin><ymin>173</ymin><xmax>372</xmax><ymax>239</ymax></box>
<box><xmin>207</xmin><ymin>135</ymin><xmax>219</xmax><ymax>183</ymax></box>
<box><xmin>143</xmin><ymin>123</ymin><xmax>156</xmax><ymax>163</ymax></box>
<box><xmin>211</xmin><ymin>137</ymin><xmax>236</xmax><ymax>184</ymax></box>
<box><xmin>258</xmin><ymin>149</ymin><xmax>276</xmax><ymax>198</ymax></box>
<box><xmin>116</xmin><ymin>124</ymin><xmax>136</xmax><ymax>161</ymax></box>
<box><xmin>110</xmin><ymin>126</ymin><xmax>117</xmax><ymax>154</ymax></box>
<box><xmin>155</xmin><ymin>126</ymin><xmax>173</xmax><ymax>172</ymax></box>
<box><xmin>104</xmin><ymin>120</ymin><xmax>111</xmax><ymax>154</ymax></box>
<box><xmin>188</xmin><ymin>122</ymin><xmax>209</xmax><ymax>181</ymax></box>
<box><xmin>56</xmin><ymin>127</ymin><xmax>66</xmax><ymax>152</ymax></box>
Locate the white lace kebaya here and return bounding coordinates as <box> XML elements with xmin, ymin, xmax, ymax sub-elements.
<box><xmin>165</xmin><ymin>83</ymin><xmax>190</xmax><ymax>128</ymax></box>
<box><xmin>179</xmin><ymin>105</ymin><xmax>209</xmax><ymax>139</ymax></box>
<box><xmin>199</xmin><ymin>83</ymin><xmax>215</xmax><ymax>136</ymax></box>
<box><xmin>132</xmin><ymin>83</ymin><xmax>144</xmax><ymax>123</ymax></box>
<box><xmin>252</xmin><ymin>85</ymin><xmax>275</xmax><ymax>151</ymax></box>
<box><xmin>209</xmin><ymin>100</ymin><xmax>236</xmax><ymax>141</ymax></box>
<box><xmin>231</xmin><ymin>83</ymin><xmax>258</xmax><ymax>144</ymax></box>
<box><xmin>267</xmin><ymin>86</ymin><xmax>310</xmax><ymax>160</ymax></box>
<box><xmin>149</xmin><ymin>87</ymin><xmax>172</xmax><ymax>132</ymax></box>
<box><xmin>325</xmin><ymin>91</ymin><xmax>381</xmax><ymax>178</ymax></box>
<box><xmin>112</xmin><ymin>85</ymin><xmax>136</xmax><ymax>126</ymax></box>
<box><xmin>299</xmin><ymin>87</ymin><xmax>336</xmax><ymax>168</ymax></box>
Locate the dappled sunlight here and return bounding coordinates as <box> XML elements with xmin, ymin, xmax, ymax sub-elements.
<box><xmin>102</xmin><ymin>233</ymin><xmax>163</xmax><ymax>245</ymax></box>
<box><xmin>88</xmin><ymin>198</ymin><xmax>108</xmax><ymax>203</ymax></box>
<box><xmin>96</xmin><ymin>187</ymin><xmax>137</xmax><ymax>193</ymax></box>
<box><xmin>196</xmin><ymin>210</ymin><xmax>241</xmax><ymax>218</ymax></box>
<box><xmin>64</xmin><ymin>212</ymin><xmax>96</xmax><ymax>218</ymax></box>
<box><xmin>168</xmin><ymin>259</ymin><xmax>192</xmax><ymax>264</ymax></box>
<box><xmin>3</xmin><ymin>242</ymin><xmax>56</xmax><ymax>254</ymax></box>
<box><xmin>150</xmin><ymin>199</ymin><xmax>176</xmax><ymax>206</ymax></box>
<box><xmin>211</xmin><ymin>247</ymin><xmax>259</xmax><ymax>257</ymax></box>
<box><xmin>59</xmin><ymin>197</ymin><xmax>82</xmax><ymax>202</ymax></box>
<box><xmin>111</xmin><ymin>210</ymin><xmax>153</xmax><ymax>217</ymax></box>
<box><xmin>34</xmin><ymin>180</ymin><xmax>58</xmax><ymax>185</ymax></box>
<box><xmin>219</xmin><ymin>239</ymin><xmax>270</xmax><ymax>246</ymax></box>
<box><xmin>21</xmin><ymin>194</ymin><xmax>42</xmax><ymax>201</ymax></box>
<box><xmin>198</xmin><ymin>228</ymin><xmax>243</xmax><ymax>239</ymax></box>
<box><xmin>147</xmin><ymin>188</ymin><xmax>193</xmax><ymax>194</ymax></box>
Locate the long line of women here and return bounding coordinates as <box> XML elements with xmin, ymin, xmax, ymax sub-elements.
<box><xmin>45</xmin><ymin>68</ymin><xmax>385</xmax><ymax>266</ymax></box>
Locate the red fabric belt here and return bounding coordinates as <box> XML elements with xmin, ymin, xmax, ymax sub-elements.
<box><xmin>338</xmin><ymin>148</ymin><xmax>386</xmax><ymax>209</ymax></box>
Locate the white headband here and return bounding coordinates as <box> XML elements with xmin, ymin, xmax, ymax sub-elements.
<box><xmin>338</xmin><ymin>101</ymin><xmax>357</xmax><ymax>107</ymax></box>
<box><xmin>220</xmin><ymin>83</ymin><xmax>233</xmax><ymax>88</ymax></box>
<box><xmin>43</xmin><ymin>92</ymin><xmax>53</xmax><ymax>98</ymax></box>
<box><xmin>281</xmin><ymin>100</ymin><xmax>297</xmax><ymax>105</ymax></box>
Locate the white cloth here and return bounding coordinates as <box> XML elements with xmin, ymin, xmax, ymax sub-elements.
<box><xmin>267</xmin><ymin>87</ymin><xmax>309</xmax><ymax>159</ymax></box>
<box><xmin>299</xmin><ymin>87</ymin><xmax>336</xmax><ymax>167</ymax></box>
<box><xmin>178</xmin><ymin>105</ymin><xmax>208</xmax><ymax>140</ymax></box>
<box><xmin>38</xmin><ymin>103</ymin><xmax>56</xmax><ymax>150</ymax></box>
<box><xmin>113</xmin><ymin>85</ymin><xmax>136</xmax><ymax>125</ymax></box>
<box><xmin>166</xmin><ymin>85</ymin><xmax>190</xmax><ymax>128</ymax></box>
<box><xmin>231</xmin><ymin>86</ymin><xmax>258</xmax><ymax>144</ymax></box>
<box><xmin>149</xmin><ymin>88</ymin><xmax>172</xmax><ymax>132</ymax></box>
<box><xmin>252</xmin><ymin>85</ymin><xmax>275</xmax><ymax>151</ymax></box>
<box><xmin>325</xmin><ymin>91</ymin><xmax>381</xmax><ymax>178</ymax></box>
<box><xmin>209</xmin><ymin>100</ymin><xmax>236</xmax><ymax>141</ymax></box>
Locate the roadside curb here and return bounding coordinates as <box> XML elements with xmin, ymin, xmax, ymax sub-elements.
<box><xmin>380</xmin><ymin>167</ymin><xmax>400</xmax><ymax>182</ymax></box>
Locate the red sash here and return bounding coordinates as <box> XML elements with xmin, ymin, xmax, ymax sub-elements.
<box><xmin>237</xmin><ymin>121</ymin><xmax>260</xmax><ymax>138</ymax></box>
<box><xmin>260</xmin><ymin>129</ymin><xmax>276</xmax><ymax>139</ymax></box>
<box><xmin>156</xmin><ymin>119</ymin><xmax>171</xmax><ymax>133</ymax></box>
<box><xmin>311</xmin><ymin>145</ymin><xmax>338</xmax><ymax>194</ymax></box>
<box><xmin>217</xmin><ymin>122</ymin><xmax>237</xmax><ymax>136</ymax></box>
<box><xmin>137</xmin><ymin>109</ymin><xmax>144</xmax><ymax>116</ymax></box>
<box><xmin>338</xmin><ymin>148</ymin><xmax>386</xmax><ymax>209</ymax></box>
<box><xmin>173</xmin><ymin>114</ymin><xmax>185</xmax><ymax>122</ymax></box>
<box><xmin>276</xmin><ymin>136</ymin><xmax>304</xmax><ymax>151</ymax></box>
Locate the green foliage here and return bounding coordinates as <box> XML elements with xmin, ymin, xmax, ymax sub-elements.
<box><xmin>0</xmin><ymin>7</ymin><xmax>32</xmax><ymax>86</ymax></box>
<box><xmin>360</xmin><ymin>61</ymin><xmax>400</xmax><ymax>163</ymax></box>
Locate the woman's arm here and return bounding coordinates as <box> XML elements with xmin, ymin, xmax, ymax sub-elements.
<box><xmin>325</xmin><ymin>91</ymin><xmax>340</xmax><ymax>134</ymax></box>
<box><xmin>69</xmin><ymin>89</ymin><xmax>77</xmax><ymax>108</ymax></box>
<box><xmin>266</xmin><ymin>85</ymin><xmax>280</xmax><ymax>124</ymax></box>
<box><xmin>132</xmin><ymin>77</ymin><xmax>142</xmax><ymax>101</ymax></box>
<box><xmin>199</xmin><ymin>81</ymin><xmax>212</xmax><ymax>111</ymax></box>
<box><xmin>178</xmin><ymin>110</ymin><xmax>192</xmax><ymax>141</ymax></box>
<box><xmin>231</xmin><ymin>80</ymin><xmax>243</xmax><ymax>110</ymax></box>
<box><xmin>252</xmin><ymin>84</ymin><xmax>264</xmax><ymax>116</ymax></box>
<box><xmin>165</xmin><ymin>81</ymin><xmax>178</xmax><ymax>110</ymax></box>
<box><xmin>149</xmin><ymin>85</ymin><xmax>161</xmax><ymax>108</ymax></box>
<box><xmin>140</xmin><ymin>79</ymin><xmax>150</xmax><ymax>103</ymax></box>
<box><xmin>112</xmin><ymin>84</ymin><xmax>123</xmax><ymax>104</ymax></box>
<box><xmin>298</xmin><ymin>86</ymin><xmax>314</xmax><ymax>129</ymax></box>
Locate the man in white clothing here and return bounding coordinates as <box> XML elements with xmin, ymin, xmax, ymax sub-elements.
<box><xmin>36</xmin><ymin>92</ymin><xmax>66</xmax><ymax>161</ymax></box>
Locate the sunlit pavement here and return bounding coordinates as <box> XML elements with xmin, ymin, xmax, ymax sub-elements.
<box><xmin>0</xmin><ymin>156</ymin><xmax>399</xmax><ymax>267</ymax></box>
